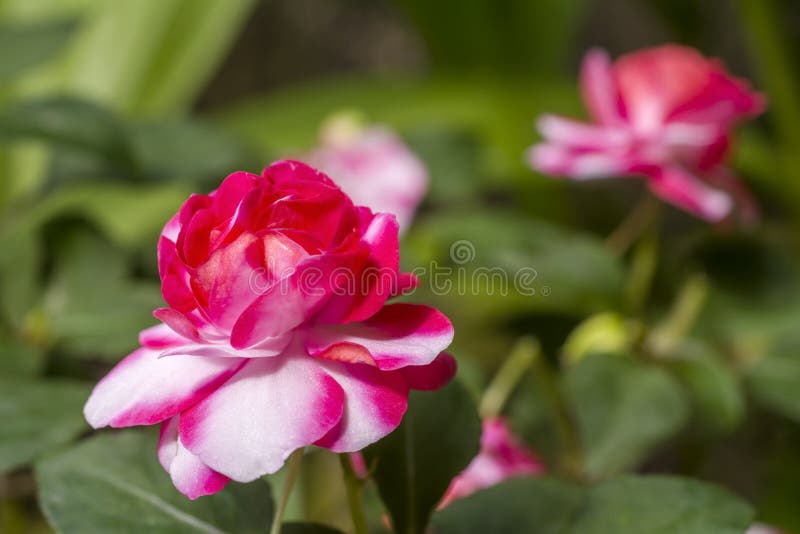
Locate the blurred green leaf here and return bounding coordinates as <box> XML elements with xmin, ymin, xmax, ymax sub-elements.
<box><xmin>747</xmin><ymin>333</ymin><xmax>800</xmax><ymax>423</ymax></box>
<box><xmin>363</xmin><ymin>380</ymin><xmax>481</xmax><ymax>534</ymax></box>
<box><xmin>669</xmin><ymin>344</ymin><xmax>745</xmax><ymax>432</ymax></box>
<box><xmin>0</xmin><ymin>378</ymin><xmax>88</xmax><ymax>473</ymax></box>
<box><xmin>0</xmin><ymin>97</ymin><xmax>135</xmax><ymax>173</ymax></box>
<box><xmin>0</xmin><ymin>18</ymin><xmax>76</xmax><ymax>82</ymax></box>
<box><xmin>0</xmin><ymin>336</ymin><xmax>44</xmax><ymax>378</ymax></box>
<box><xmin>431</xmin><ymin>475</ymin><xmax>753</xmax><ymax>534</ymax></box>
<box><xmin>128</xmin><ymin>119</ymin><xmax>258</xmax><ymax>186</ymax></box>
<box><xmin>563</xmin><ymin>355</ymin><xmax>689</xmax><ymax>478</ymax></box>
<box><xmin>405</xmin><ymin>211</ymin><xmax>624</xmax><ymax>319</ymax></box>
<box><xmin>10</xmin><ymin>181</ymin><xmax>189</xmax><ymax>249</ymax></box>
<box><xmin>37</xmin><ymin>429</ymin><xmax>273</xmax><ymax>534</ymax></box>
<box><xmin>395</xmin><ymin>0</ymin><xmax>589</xmax><ymax>75</ymax></box>
<box><xmin>218</xmin><ymin>76</ymin><xmax>579</xmax><ymax>179</ymax></box>
<box><xmin>281</xmin><ymin>523</ymin><xmax>345</xmax><ymax>534</ymax></box>
<box><xmin>0</xmin><ymin>225</ymin><xmax>41</xmax><ymax>327</ymax></box>
<box><xmin>43</xmin><ymin>231</ymin><xmax>162</xmax><ymax>358</ymax></box>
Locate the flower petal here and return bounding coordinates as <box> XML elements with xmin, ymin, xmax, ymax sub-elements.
<box><xmin>179</xmin><ymin>352</ymin><xmax>345</xmax><ymax>482</ymax></box>
<box><xmin>158</xmin><ymin>417</ymin><xmax>230</xmax><ymax>499</ymax></box>
<box><xmin>398</xmin><ymin>352</ymin><xmax>457</xmax><ymax>391</ymax></box>
<box><xmin>306</xmin><ymin>303</ymin><xmax>454</xmax><ymax>371</ymax></box>
<box><xmin>315</xmin><ymin>362</ymin><xmax>408</xmax><ymax>452</ymax></box>
<box><xmin>646</xmin><ymin>165</ymin><xmax>732</xmax><ymax>221</ymax></box>
<box><xmin>83</xmin><ymin>347</ymin><xmax>244</xmax><ymax>428</ymax></box>
<box><xmin>580</xmin><ymin>48</ymin><xmax>623</xmax><ymax>125</ymax></box>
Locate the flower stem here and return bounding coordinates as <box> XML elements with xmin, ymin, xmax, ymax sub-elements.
<box><xmin>479</xmin><ymin>337</ymin><xmax>539</xmax><ymax>418</ymax></box>
<box><xmin>605</xmin><ymin>192</ymin><xmax>661</xmax><ymax>256</ymax></box>
<box><xmin>270</xmin><ymin>448</ymin><xmax>304</xmax><ymax>534</ymax></box>
<box><xmin>645</xmin><ymin>273</ymin><xmax>709</xmax><ymax>358</ymax></box>
<box><xmin>529</xmin><ymin>348</ymin><xmax>584</xmax><ymax>480</ymax></box>
<box><xmin>338</xmin><ymin>454</ymin><xmax>368</xmax><ymax>534</ymax></box>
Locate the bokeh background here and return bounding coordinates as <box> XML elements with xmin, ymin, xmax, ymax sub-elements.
<box><xmin>2</xmin><ymin>0</ymin><xmax>800</xmax><ymax>532</ymax></box>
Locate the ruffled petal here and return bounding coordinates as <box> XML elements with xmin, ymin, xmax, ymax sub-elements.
<box><xmin>646</xmin><ymin>165</ymin><xmax>732</xmax><ymax>221</ymax></box>
<box><xmin>179</xmin><ymin>352</ymin><xmax>345</xmax><ymax>482</ymax></box>
<box><xmin>306</xmin><ymin>303</ymin><xmax>453</xmax><ymax>371</ymax></box>
<box><xmin>398</xmin><ymin>352</ymin><xmax>457</xmax><ymax>391</ymax></box>
<box><xmin>83</xmin><ymin>347</ymin><xmax>244</xmax><ymax>428</ymax></box>
<box><xmin>158</xmin><ymin>416</ymin><xmax>230</xmax><ymax>499</ymax></box>
<box><xmin>315</xmin><ymin>362</ymin><xmax>408</xmax><ymax>452</ymax></box>
<box><xmin>580</xmin><ymin>48</ymin><xmax>624</xmax><ymax>125</ymax></box>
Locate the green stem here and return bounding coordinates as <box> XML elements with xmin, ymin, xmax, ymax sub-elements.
<box><xmin>529</xmin><ymin>348</ymin><xmax>584</xmax><ymax>480</ymax></box>
<box><xmin>338</xmin><ymin>454</ymin><xmax>368</xmax><ymax>534</ymax></box>
<box><xmin>479</xmin><ymin>337</ymin><xmax>538</xmax><ymax>418</ymax></box>
<box><xmin>646</xmin><ymin>273</ymin><xmax>709</xmax><ymax>358</ymax></box>
<box><xmin>269</xmin><ymin>449</ymin><xmax>304</xmax><ymax>534</ymax></box>
<box><xmin>605</xmin><ymin>192</ymin><xmax>661</xmax><ymax>257</ymax></box>
<box><xmin>624</xmin><ymin>232</ymin><xmax>659</xmax><ymax>316</ymax></box>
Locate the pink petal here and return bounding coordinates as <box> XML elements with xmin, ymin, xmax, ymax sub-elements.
<box><xmin>153</xmin><ymin>308</ymin><xmax>203</xmax><ymax>343</ymax></box>
<box><xmin>139</xmin><ymin>323</ymin><xmax>188</xmax><ymax>349</ymax></box>
<box><xmin>536</xmin><ymin>115</ymin><xmax>628</xmax><ymax>149</ymax></box>
<box><xmin>645</xmin><ymin>165</ymin><xmax>733</xmax><ymax>221</ymax></box>
<box><xmin>229</xmin><ymin>254</ymin><xmax>338</xmax><ymax>349</ymax></box>
<box><xmin>527</xmin><ymin>143</ymin><xmax>629</xmax><ymax>179</ymax></box>
<box><xmin>83</xmin><ymin>347</ymin><xmax>244</xmax><ymax>428</ymax></box>
<box><xmin>306</xmin><ymin>303</ymin><xmax>454</xmax><ymax>371</ymax></box>
<box><xmin>316</xmin><ymin>212</ymin><xmax>400</xmax><ymax>325</ymax></box>
<box><xmin>315</xmin><ymin>362</ymin><xmax>408</xmax><ymax>452</ymax></box>
<box><xmin>580</xmin><ymin>48</ymin><xmax>623</xmax><ymax>125</ymax></box>
<box><xmin>158</xmin><ymin>417</ymin><xmax>230</xmax><ymax>499</ymax></box>
<box><xmin>399</xmin><ymin>352</ymin><xmax>457</xmax><ymax>391</ymax></box>
<box><xmin>179</xmin><ymin>352</ymin><xmax>345</xmax><ymax>482</ymax></box>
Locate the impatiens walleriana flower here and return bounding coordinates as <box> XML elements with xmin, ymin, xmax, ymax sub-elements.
<box><xmin>84</xmin><ymin>161</ymin><xmax>455</xmax><ymax>499</ymax></box>
<box><xmin>438</xmin><ymin>417</ymin><xmax>543</xmax><ymax>508</ymax></box>
<box><xmin>529</xmin><ymin>45</ymin><xmax>765</xmax><ymax>222</ymax></box>
<box><xmin>305</xmin><ymin>114</ymin><xmax>428</xmax><ymax>232</ymax></box>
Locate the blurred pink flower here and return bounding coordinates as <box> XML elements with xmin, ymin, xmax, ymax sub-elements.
<box><xmin>747</xmin><ymin>525</ymin><xmax>784</xmax><ymax>534</ymax></box>
<box><xmin>306</xmin><ymin>115</ymin><xmax>428</xmax><ymax>232</ymax></box>
<box><xmin>438</xmin><ymin>417</ymin><xmax>543</xmax><ymax>508</ymax></box>
<box><xmin>84</xmin><ymin>160</ymin><xmax>455</xmax><ymax>499</ymax></box>
<box><xmin>529</xmin><ymin>45</ymin><xmax>765</xmax><ymax>222</ymax></box>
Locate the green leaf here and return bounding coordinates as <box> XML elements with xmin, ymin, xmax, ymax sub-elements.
<box><xmin>405</xmin><ymin>211</ymin><xmax>624</xmax><ymax>318</ymax></box>
<box><xmin>669</xmin><ymin>345</ymin><xmax>745</xmax><ymax>432</ymax></box>
<box><xmin>37</xmin><ymin>429</ymin><xmax>273</xmax><ymax>534</ymax></box>
<box><xmin>9</xmin><ymin>181</ymin><xmax>189</xmax><ymax>249</ymax></box>
<box><xmin>747</xmin><ymin>333</ymin><xmax>800</xmax><ymax>422</ymax></box>
<box><xmin>431</xmin><ymin>475</ymin><xmax>754</xmax><ymax>534</ymax></box>
<box><xmin>0</xmin><ymin>225</ymin><xmax>41</xmax><ymax>327</ymax></box>
<box><xmin>43</xmin><ymin>231</ymin><xmax>163</xmax><ymax>358</ymax></box>
<box><xmin>0</xmin><ymin>336</ymin><xmax>45</xmax><ymax>378</ymax></box>
<box><xmin>0</xmin><ymin>18</ymin><xmax>77</xmax><ymax>81</ymax></box>
<box><xmin>0</xmin><ymin>378</ymin><xmax>89</xmax><ymax>473</ymax></box>
<box><xmin>562</xmin><ymin>355</ymin><xmax>689</xmax><ymax>478</ymax></box>
<box><xmin>0</xmin><ymin>97</ymin><xmax>136</xmax><ymax>173</ymax></box>
<box><xmin>281</xmin><ymin>523</ymin><xmax>345</xmax><ymax>534</ymax></box>
<box><xmin>363</xmin><ymin>380</ymin><xmax>481</xmax><ymax>534</ymax></box>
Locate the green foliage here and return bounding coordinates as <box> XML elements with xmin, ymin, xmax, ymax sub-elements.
<box><xmin>562</xmin><ymin>355</ymin><xmax>689</xmax><ymax>478</ymax></box>
<box><xmin>431</xmin><ymin>475</ymin><xmax>754</xmax><ymax>534</ymax></box>
<box><xmin>363</xmin><ymin>380</ymin><xmax>482</xmax><ymax>534</ymax></box>
<box><xmin>0</xmin><ymin>18</ymin><xmax>77</xmax><ymax>82</ymax></box>
<box><xmin>37</xmin><ymin>430</ymin><xmax>274</xmax><ymax>534</ymax></box>
<box><xmin>0</xmin><ymin>378</ymin><xmax>89</xmax><ymax>473</ymax></box>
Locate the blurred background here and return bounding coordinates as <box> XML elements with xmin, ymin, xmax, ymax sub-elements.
<box><xmin>2</xmin><ymin>0</ymin><xmax>800</xmax><ymax>532</ymax></box>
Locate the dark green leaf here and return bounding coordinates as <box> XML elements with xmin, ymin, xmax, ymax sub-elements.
<box><xmin>669</xmin><ymin>345</ymin><xmax>745</xmax><ymax>432</ymax></box>
<box><xmin>0</xmin><ymin>378</ymin><xmax>89</xmax><ymax>473</ymax></box>
<box><xmin>747</xmin><ymin>333</ymin><xmax>800</xmax><ymax>422</ymax></box>
<box><xmin>363</xmin><ymin>380</ymin><xmax>481</xmax><ymax>534</ymax></box>
<box><xmin>43</xmin><ymin>231</ymin><xmax>163</xmax><ymax>358</ymax></box>
<box><xmin>562</xmin><ymin>355</ymin><xmax>689</xmax><ymax>478</ymax></box>
<box><xmin>431</xmin><ymin>475</ymin><xmax>753</xmax><ymax>534</ymax></box>
<box><xmin>0</xmin><ymin>97</ymin><xmax>136</xmax><ymax>173</ymax></box>
<box><xmin>37</xmin><ymin>429</ymin><xmax>273</xmax><ymax>534</ymax></box>
<box><xmin>281</xmin><ymin>523</ymin><xmax>345</xmax><ymax>534</ymax></box>
<box><xmin>0</xmin><ymin>336</ymin><xmax>45</xmax><ymax>378</ymax></box>
<box><xmin>0</xmin><ymin>19</ymin><xmax>77</xmax><ymax>81</ymax></box>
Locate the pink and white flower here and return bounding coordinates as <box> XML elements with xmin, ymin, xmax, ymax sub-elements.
<box><xmin>305</xmin><ymin>115</ymin><xmax>428</xmax><ymax>232</ymax></box>
<box><xmin>529</xmin><ymin>45</ymin><xmax>765</xmax><ymax>222</ymax></box>
<box><xmin>84</xmin><ymin>161</ymin><xmax>455</xmax><ymax>499</ymax></box>
<box><xmin>438</xmin><ymin>417</ymin><xmax>543</xmax><ymax>508</ymax></box>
